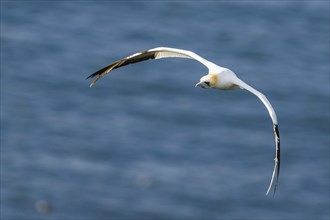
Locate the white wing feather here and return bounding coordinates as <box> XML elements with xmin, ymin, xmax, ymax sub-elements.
<box><xmin>233</xmin><ymin>77</ymin><xmax>280</xmax><ymax>196</ymax></box>
<box><xmin>149</xmin><ymin>47</ymin><xmax>220</xmax><ymax>72</ymax></box>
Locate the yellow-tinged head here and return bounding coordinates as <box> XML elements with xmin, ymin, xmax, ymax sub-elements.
<box><xmin>195</xmin><ymin>73</ymin><xmax>218</xmax><ymax>88</ymax></box>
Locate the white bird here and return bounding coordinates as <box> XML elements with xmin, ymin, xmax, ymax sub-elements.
<box><xmin>87</xmin><ymin>47</ymin><xmax>280</xmax><ymax>196</ymax></box>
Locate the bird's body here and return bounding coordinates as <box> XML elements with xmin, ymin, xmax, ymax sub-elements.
<box><xmin>208</xmin><ymin>70</ymin><xmax>240</xmax><ymax>90</ymax></box>
<box><xmin>87</xmin><ymin>47</ymin><xmax>280</xmax><ymax>196</ymax></box>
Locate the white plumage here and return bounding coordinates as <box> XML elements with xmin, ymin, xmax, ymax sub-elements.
<box><xmin>87</xmin><ymin>47</ymin><xmax>280</xmax><ymax>196</ymax></box>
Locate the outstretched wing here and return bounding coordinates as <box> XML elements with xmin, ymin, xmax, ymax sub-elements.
<box><xmin>234</xmin><ymin>78</ymin><xmax>280</xmax><ymax>196</ymax></box>
<box><xmin>86</xmin><ymin>47</ymin><xmax>218</xmax><ymax>87</ymax></box>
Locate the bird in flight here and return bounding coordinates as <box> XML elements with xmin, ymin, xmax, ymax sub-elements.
<box><xmin>86</xmin><ymin>47</ymin><xmax>280</xmax><ymax>196</ymax></box>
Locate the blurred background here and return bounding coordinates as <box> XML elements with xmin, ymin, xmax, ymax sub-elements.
<box><xmin>1</xmin><ymin>1</ymin><xmax>329</xmax><ymax>219</ymax></box>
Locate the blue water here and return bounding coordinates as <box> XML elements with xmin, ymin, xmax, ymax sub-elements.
<box><xmin>1</xmin><ymin>1</ymin><xmax>329</xmax><ymax>219</ymax></box>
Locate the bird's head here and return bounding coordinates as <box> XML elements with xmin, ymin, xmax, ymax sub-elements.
<box><xmin>195</xmin><ymin>74</ymin><xmax>218</xmax><ymax>89</ymax></box>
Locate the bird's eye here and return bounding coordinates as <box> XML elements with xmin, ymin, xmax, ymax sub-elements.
<box><xmin>205</xmin><ymin>81</ymin><xmax>210</xmax><ymax>86</ymax></box>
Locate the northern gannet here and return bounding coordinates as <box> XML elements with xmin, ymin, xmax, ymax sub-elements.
<box><xmin>86</xmin><ymin>47</ymin><xmax>280</xmax><ymax>196</ymax></box>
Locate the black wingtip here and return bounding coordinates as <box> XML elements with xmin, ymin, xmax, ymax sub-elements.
<box><xmin>86</xmin><ymin>64</ymin><xmax>112</xmax><ymax>80</ymax></box>
<box><xmin>273</xmin><ymin>124</ymin><xmax>280</xmax><ymax>196</ymax></box>
<box><xmin>274</xmin><ymin>124</ymin><xmax>280</xmax><ymax>180</ymax></box>
<box><xmin>86</xmin><ymin>50</ymin><xmax>157</xmax><ymax>86</ymax></box>
<box><xmin>274</xmin><ymin>124</ymin><xmax>280</xmax><ymax>139</ymax></box>
<box><xmin>266</xmin><ymin>123</ymin><xmax>281</xmax><ymax>197</ymax></box>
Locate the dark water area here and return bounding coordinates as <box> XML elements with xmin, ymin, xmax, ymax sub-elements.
<box><xmin>1</xmin><ymin>1</ymin><xmax>329</xmax><ymax>219</ymax></box>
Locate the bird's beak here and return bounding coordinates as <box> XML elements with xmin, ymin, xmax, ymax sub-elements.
<box><xmin>195</xmin><ymin>81</ymin><xmax>204</xmax><ymax>87</ymax></box>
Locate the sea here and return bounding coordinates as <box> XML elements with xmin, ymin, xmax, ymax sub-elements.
<box><xmin>1</xmin><ymin>1</ymin><xmax>329</xmax><ymax>219</ymax></box>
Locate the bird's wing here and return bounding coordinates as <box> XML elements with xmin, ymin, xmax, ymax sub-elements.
<box><xmin>86</xmin><ymin>47</ymin><xmax>218</xmax><ymax>87</ymax></box>
<box><xmin>233</xmin><ymin>78</ymin><xmax>280</xmax><ymax>196</ymax></box>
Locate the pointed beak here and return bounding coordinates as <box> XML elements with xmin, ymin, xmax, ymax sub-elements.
<box><xmin>195</xmin><ymin>81</ymin><xmax>204</xmax><ymax>87</ymax></box>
